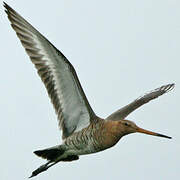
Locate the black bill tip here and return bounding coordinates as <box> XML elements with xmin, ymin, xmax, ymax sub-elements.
<box><xmin>156</xmin><ymin>133</ymin><xmax>172</xmax><ymax>139</ymax></box>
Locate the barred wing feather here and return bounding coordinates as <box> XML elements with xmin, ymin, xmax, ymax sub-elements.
<box><xmin>106</xmin><ymin>84</ymin><xmax>174</xmax><ymax>121</ymax></box>
<box><xmin>4</xmin><ymin>3</ymin><xmax>96</xmax><ymax>139</ymax></box>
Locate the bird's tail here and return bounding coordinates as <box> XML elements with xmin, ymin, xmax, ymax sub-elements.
<box><xmin>30</xmin><ymin>145</ymin><xmax>79</xmax><ymax>178</ymax></box>
<box><xmin>29</xmin><ymin>145</ymin><xmax>65</xmax><ymax>178</ymax></box>
<box><xmin>34</xmin><ymin>145</ymin><xmax>65</xmax><ymax>161</ymax></box>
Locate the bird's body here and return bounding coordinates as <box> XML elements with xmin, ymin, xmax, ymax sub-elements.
<box><xmin>36</xmin><ymin>119</ymin><xmax>122</xmax><ymax>160</ymax></box>
<box><xmin>64</xmin><ymin>119</ymin><xmax>121</xmax><ymax>155</ymax></box>
<box><xmin>4</xmin><ymin>2</ymin><xmax>174</xmax><ymax>178</ymax></box>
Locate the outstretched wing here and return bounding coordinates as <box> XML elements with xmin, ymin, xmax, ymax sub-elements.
<box><xmin>4</xmin><ymin>3</ymin><xmax>96</xmax><ymax>139</ymax></box>
<box><xmin>106</xmin><ymin>84</ymin><xmax>174</xmax><ymax>121</ymax></box>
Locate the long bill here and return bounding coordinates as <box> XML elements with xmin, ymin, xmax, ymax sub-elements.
<box><xmin>137</xmin><ymin>127</ymin><xmax>172</xmax><ymax>139</ymax></box>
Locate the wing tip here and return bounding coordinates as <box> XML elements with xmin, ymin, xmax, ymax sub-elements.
<box><xmin>3</xmin><ymin>2</ymin><xmax>15</xmax><ymax>21</ymax></box>
<box><xmin>3</xmin><ymin>1</ymin><xmax>7</xmax><ymax>7</ymax></box>
<box><xmin>3</xmin><ymin>2</ymin><xmax>11</xmax><ymax>12</ymax></box>
<box><xmin>4</xmin><ymin>2</ymin><xmax>20</xmax><ymax>19</ymax></box>
<box><xmin>161</xmin><ymin>83</ymin><xmax>175</xmax><ymax>93</ymax></box>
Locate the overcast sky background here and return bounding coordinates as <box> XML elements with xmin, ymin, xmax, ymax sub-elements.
<box><xmin>1</xmin><ymin>0</ymin><xmax>180</xmax><ymax>179</ymax></box>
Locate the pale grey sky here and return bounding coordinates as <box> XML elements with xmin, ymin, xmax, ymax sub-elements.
<box><xmin>1</xmin><ymin>0</ymin><xmax>180</xmax><ymax>179</ymax></box>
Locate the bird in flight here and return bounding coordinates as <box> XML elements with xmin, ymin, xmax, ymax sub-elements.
<box><xmin>4</xmin><ymin>2</ymin><xmax>174</xmax><ymax>178</ymax></box>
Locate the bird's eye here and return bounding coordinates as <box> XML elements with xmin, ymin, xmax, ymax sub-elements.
<box><xmin>124</xmin><ymin>122</ymin><xmax>130</xmax><ymax>126</ymax></box>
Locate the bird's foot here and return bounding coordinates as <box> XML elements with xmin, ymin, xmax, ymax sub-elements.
<box><xmin>29</xmin><ymin>163</ymin><xmax>49</xmax><ymax>178</ymax></box>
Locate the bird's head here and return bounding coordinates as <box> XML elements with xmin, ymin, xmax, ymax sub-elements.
<box><xmin>118</xmin><ymin>119</ymin><xmax>171</xmax><ymax>139</ymax></box>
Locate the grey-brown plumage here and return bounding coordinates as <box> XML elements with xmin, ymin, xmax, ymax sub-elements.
<box><xmin>4</xmin><ymin>2</ymin><xmax>174</xmax><ymax>178</ymax></box>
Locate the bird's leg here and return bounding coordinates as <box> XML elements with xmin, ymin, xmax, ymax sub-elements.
<box><xmin>29</xmin><ymin>155</ymin><xmax>79</xmax><ymax>178</ymax></box>
<box><xmin>29</xmin><ymin>160</ymin><xmax>58</xmax><ymax>178</ymax></box>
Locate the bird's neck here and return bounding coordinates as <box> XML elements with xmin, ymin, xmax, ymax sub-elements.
<box><xmin>100</xmin><ymin>121</ymin><xmax>124</xmax><ymax>149</ymax></box>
